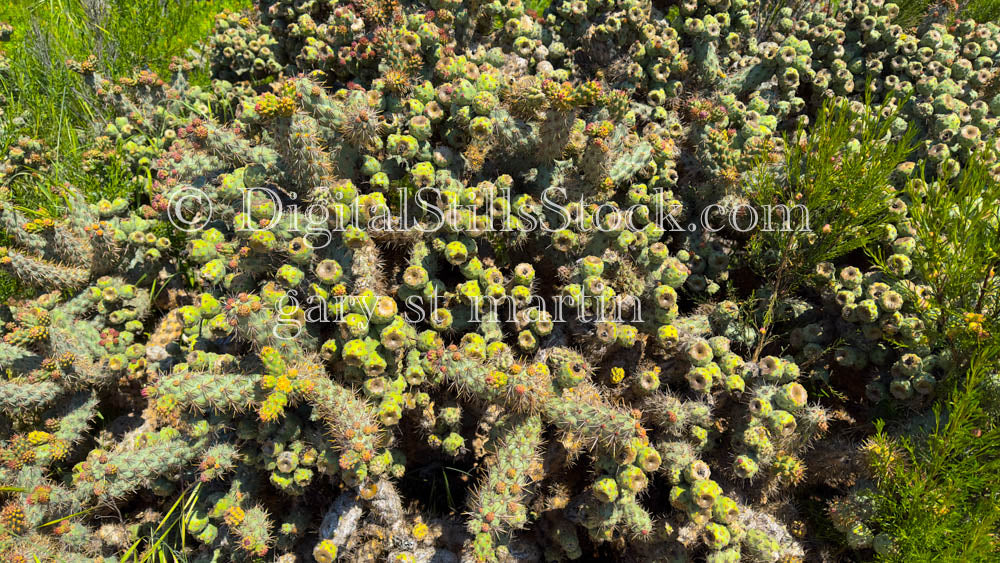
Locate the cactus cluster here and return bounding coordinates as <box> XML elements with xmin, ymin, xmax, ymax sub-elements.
<box><xmin>2</xmin><ymin>0</ymin><xmax>1000</xmax><ymax>561</ymax></box>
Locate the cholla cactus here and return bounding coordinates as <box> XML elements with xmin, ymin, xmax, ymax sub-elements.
<box><xmin>4</xmin><ymin>0</ymin><xmax>1000</xmax><ymax>560</ymax></box>
<box><xmin>827</xmin><ymin>486</ymin><xmax>900</xmax><ymax>555</ymax></box>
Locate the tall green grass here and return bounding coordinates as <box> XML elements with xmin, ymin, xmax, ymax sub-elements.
<box><xmin>0</xmin><ymin>0</ymin><xmax>249</xmax><ymax>300</ymax></box>
<box><xmin>744</xmin><ymin>95</ymin><xmax>914</xmax><ymax>360</ymax></box>
<box><xmin>524</xmin><ymin>0</ymin><xmax>553</xmax><ymax>15</ymax></box>
<box><xmin>865</xmin><ymin>349</ymin><xmax>1000</xmax><ymax>561</ymax></box>
<box><xmin>964</xmin><ymin>0</ymin><xmax>1000</xmax><ymax>22</ymax></box>
<box><xmin>893</xmin><ymin>0</ymin><xmax>1000</xmax><ymax>27</ymax></box>
<box><xmin>864</xmin><ymin>145</ymin><xmax>1000</xmax><ymax>560</ymax></box>
<box><xmin>0</xmin><ymin>0</ymin><xmax>249</xmax><ymax>203</ymax></box>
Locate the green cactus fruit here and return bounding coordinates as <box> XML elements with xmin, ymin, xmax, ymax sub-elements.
<box><xmin>593</xmin><ymin>476</ymin><xmax>619</xmax><ymax>503</ymax></box>
<box><xmin>313</xmin><ymin>539</ymin><xmax>338</xmax><ymax>563</ymax></box>
<box><xmin>773</xmin><ymin>382</ymin><xmax>808</xmax><ymax>411</ymax></box>
<box><xmin>733</xmin><ymin>455</ymin><xmax>759</xmax><ymax>479</ymax></box>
